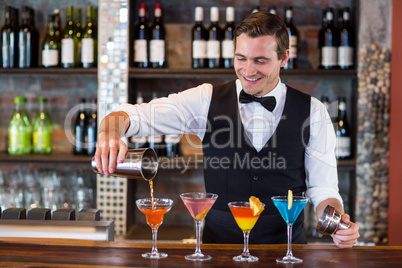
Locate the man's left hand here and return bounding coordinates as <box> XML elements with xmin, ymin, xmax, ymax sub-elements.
<box><xmin>331</xmin><ymin>214</ymin><xmax>360</xmax><ymax>248</ymax></box>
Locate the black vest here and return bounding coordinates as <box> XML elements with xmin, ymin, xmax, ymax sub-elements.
<box><xmin>202</xmin><ymin>80</ymin><xmax>310</xmax><ymax>244</ymax></box>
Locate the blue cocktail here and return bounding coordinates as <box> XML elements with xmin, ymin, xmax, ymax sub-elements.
<box><xmin>271</xmin><ymin>195</ymin><xmax>308</xmax><ymax>263</ymax></box>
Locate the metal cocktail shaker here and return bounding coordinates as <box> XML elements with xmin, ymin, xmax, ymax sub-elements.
<box><xmin>316</xmin><ymin>205</ymin><xmax>351</xmax><ymax>235</ymax></box>
<box><xmin>91</xmin><ymin>148</ymin><xmax>158</xmax><ymax>181</ymax></box>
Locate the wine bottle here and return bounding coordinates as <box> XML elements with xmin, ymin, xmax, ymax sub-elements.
<box><xmin>81</xmin><ymin>6</ymin><xmax>97</xmax><ymax>68</ymax></box>
<box><xmin>86</xmin><ymin>98</ymin><xmax>97</xmax><ymax>156</ymax></box>
<box><xmin>222</xmin><ymin>7</ymin><xmax>235</xmax><ymax>69</ymax></box>
<box><xmin>18</xmin><ymin>6</ymin><xmax>34</xmax><ymax>68</ymax></box>
<box><xmin>8</xmin><ymin>97</ymin><xmax>32</xmax><ymax>155</ymax></box>
<box><xmin>150</xmin><ymin>3</ymin><xmax>166</xmax><ymax>68</ymax></box>
<box><xmin>1</xmin><ymin>6</ymin><xmax>18</xmax><ymax>68</ymax></box>
<box><xmin>74</xmin><ymin>98</ymin><xmax>87</xmax><ymax>155</ymax></box>
<box><xmin>53</xmin><ymin>9</ymin><xmax>61</xmax><ymax>42</ymax></box>
<box><xmin>251</xmin><ymin>6</ymin><xmax>260</xmax><ymax>13</ymax></box>
<box><xmin>74</xmin><ymin>7</ymin><xmax>83</xmax><ymax>67</ymax></box>
<box><xmin>133</xmin><ymin>3</ymin><xmax>149</xmax><ymax>68</ymax></box>
<box><xmin>42</xmin><ymin>14</ymin><xmax>60</xmax><ymax>67</ymax></box>
<box><xmin>27</xmin><ymin>7</ymin><xmax>39</xmax><ymax>67</ymax></box>
<box><xmin>62</xmin><ymin>6</ymin><xmax>79</xmax><ymax>68</ymax></box>
<box><xmin>207</xmin><ymin>6</ymin><xmax>222</xmax><ymax>68</ymax></box>
<box><xmin>33</xmin><ymin>97</ymin><xmax>52</xmax><ymax>154</ymax></box>
<box><xmin>338</xmin><ymin>7</ymin><xmax>354</xmax><ymax>69</ymax></box>
<box><xmin>191</xmin><ymin>6</ymin><xmax>207</xmax><ymax>69</ymax></box>
<box><xmin>130</xmin><ymin>92</ymin><xmax>148</xmax><ymax>149</ymax></box>
<box><xmin>283</xmin><ymin>7</ymin><xmax>298</xmax><ymax>69</ymax></box>
<box><xmin>335</xmin><ymin>96</ymin><xmax>351</xmax><ymax>159</ymax></box>
<box><xmin>319</xmin><ymin>8</ymin><xmax>339</xmax><ymax>69</ymax></box>
<box><xmin>268</xmin><ymin>6</ymin><xmax>277</xmax><ymax>15</ymax></box>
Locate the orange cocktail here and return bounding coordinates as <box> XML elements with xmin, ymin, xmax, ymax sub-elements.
<box><xmin>229</xmin><ymin>206</ymin><xmax>260</xmax><ymax>232</ymax></box>
<box><xmin>139</xmin><ymin>207</ymin><xmax>170</xmax><ymax>228</ymax></box>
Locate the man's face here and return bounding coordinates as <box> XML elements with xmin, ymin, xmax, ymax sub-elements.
<box><xmin>234</xmin><ymin>34</ymin><xmax>289</xmax><ymax>97</ymax></box>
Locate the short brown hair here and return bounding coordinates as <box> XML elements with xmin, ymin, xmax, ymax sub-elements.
<box><xmin>234</xmin><ymin>11</ymin><xmax>289</xmax><ymax>60</ymax></box>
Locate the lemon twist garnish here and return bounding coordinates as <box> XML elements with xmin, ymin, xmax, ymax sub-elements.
<box><xmin>195</xmin><ymin>209</ymin><xmax>210</xmax><ymax>221</ymax></box>
<box><xmin>249</xmin><ymin>196</ymin><xmax>264</xmax><ymax>216</ymax></box>
<box><xmin>288</xmin><ymin>190</ymin><xmax>293</xmax><ymax>210</ymax></box>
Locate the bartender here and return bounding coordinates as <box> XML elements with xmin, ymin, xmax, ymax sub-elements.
<box><xmin>94</xmin><ymin>11</ymin><xmax>359</xmax><ymax>248</ymax></box>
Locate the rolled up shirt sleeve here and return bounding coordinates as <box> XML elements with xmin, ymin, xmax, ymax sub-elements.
<box><xmin>305</xmin><ymin>97</ymin><xmax>343</xmax><ymax>212</ymax></box>
<box><xmin>114</xmin><ymin>83</ymin><xmax>213</xmax><ymax>140</ymax></box>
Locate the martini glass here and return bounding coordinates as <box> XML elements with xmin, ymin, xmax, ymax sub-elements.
<box><xmin>136</xmin><ymin>198</ymin><xmax>173</xmax><ymax>259</ymax></box>
<box><xmin>271</xmin><ymin>195</ymin><xmax>308</xmax><ymax>263</ymax></box>
<box><xmin>228</xmin><ymin>201</ymin><xmax>265</xmax><ymax>262</ymax></box>
<box><xmin>180</xmin><ymin>192</ymin><xmax>218</xmax><ymax>261</ymax></box>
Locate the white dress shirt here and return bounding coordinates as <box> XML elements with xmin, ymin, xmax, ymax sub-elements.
<box><xmin>116</xmin><ymin>79</ymin><xmax>343</xmax><ymax>211</ymax></box>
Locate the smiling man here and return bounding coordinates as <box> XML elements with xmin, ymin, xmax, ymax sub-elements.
<box><xmin>95</xmin><ymin>11</ymin><xmax>359</xmax><ymax>247</ymax></box>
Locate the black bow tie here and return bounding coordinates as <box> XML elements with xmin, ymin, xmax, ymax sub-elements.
<box><xmin>239</xmin><ymin>90</ymin><xmax>277</xmax><ymax>112</ymax></box>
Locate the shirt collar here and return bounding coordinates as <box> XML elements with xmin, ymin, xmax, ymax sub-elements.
<box><xmin>236</xmin><ymin>78</ymin><xmax>285</xmax><ymax>112</ymax></box>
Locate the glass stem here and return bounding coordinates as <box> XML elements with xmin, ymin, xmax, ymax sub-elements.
<box><xmin>242</xmin><ymin>231</ymin><xmax>251</xmax><ymax>257</ymax></box>
<box><xmin>151</xmin><ymin>228</ymin><xmax>159</xmax><ymax>255</ymax></box>
<box><xmin>286</xmin><ymin>223</ymin><xmax>294</xmax><ymax>257</ymax></box>
<box><xmin>194</xmin><ymin>220</ymin><xmax>202</xmax><ymax>255</ymax></box>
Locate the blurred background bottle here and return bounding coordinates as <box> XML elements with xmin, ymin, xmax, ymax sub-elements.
<box><xmin>86</xmin><ymin>98</ymin><xmax>97</xmax><ymax>156</ymax></box>
<box><xmin>42</xmin><ymin>14</ymin><xmax>60</xmax><ymax>67</ymax></box>
<box><xmin>268</xmin><ymin>6</ymin><xmax>277</xmax><ymax>15</ymax></box>
<box><xmin>74</xmin><ymin>98</ymin><xmax>87</xmax><ymax>155</ymax></box>
<box><xmin>61</xmin><ymin>6</ymin><xmax>79</xmax><ymax>68</ymax></box>
<box><xmin>222</xmin><ymin>7</ymin><xmax>235</xmax><ymax>69</ymax></box>
<box><xmin>81</xmin><ymin>6</ymin><xmax>97</xmax><ymax>68</ymax></box>
<box><xmin>150</xmin><ymin>3</ymin><xmax>166</xmax><ymax>68</ymax></box>
<box><xmin>8</xmin><ymin>97</ymin><xmax>32</xmax><ymax>155</ymax></box>
<box><xmin>335</xmin><ymin>96</ymin><xmax>352</xmax><ymax>159</ymax></box>
<box><xmin>133</xmin><ymin>3</ymin><xmax>149</xmax><ymax>68</ymax></box>
<box><xmin>283</xmin><ymin>6</ymin><xmax>298</xmax><ymax>69</ymax></box>
<box><xmin>18</xmin><ymin>6</ymin><xmax>38</xmax><ymax>68</ymax></box>
<box><xmin>191</xmin><ymin>6</ymin><xmax>207</xmax><ymax>69</ymax></box>
<box><xmin>207</xmin><ymin>6</ymin><xmax>222</xmax><ymax>68</ymax></box>
<box><xmin>1</xmin><ymin>6</ymin><xmax>18</xmax><ymax>68</ymax></box>
<box><xmin>338</xmin><ymin>7</ymin><xmax>354</xmax><ymax>69</ymax></box>
<box><xmin>75</xmin><ymin>7</ymin><xmax>83</xmax><ymax>66</ymax></box>
<box><xmin>319</xmin><ymin>8</ymin><xmax>339</xmax><ymax>69</ymax></box>
<box><xmin>130</xmin><ymin>91</ymin><xmax>148</xmax><ymax>149</ymax></box>
<box><xmin>33</xmin><ymin>97</ymin><xmax>52</xmax><ymax>154</ymax></box>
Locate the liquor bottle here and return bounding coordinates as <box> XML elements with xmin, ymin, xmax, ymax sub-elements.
<box><xmin>62</xmin><ymin>6</ymin><xmax>79</xmax><ymax>68</ymax></box>
<box><xmin>150</xmin><ymin>3</ymin><xmax>166</xmax><ymax>68</ymax></box>
<box><xmin>222</xmin><ymin>7</ymin><xmax>235</xmax><ymax>69</ymax></box>
<box><xmin>74</xmin><ymin>98</ymin><xmax>87</xmax><ymax>155</ymax></box>
<box><xmin>81</xmin><ymin>6</ymin><xmax>97</xmax><ymax>68</ymax></box>
<box><xmin>191</xmin><ymin>6</ymin><xmax>207</xmax><ymax>69</ymax></box>
<box><xmin>133</xmin><ymin>3</ymin><xmax>150</xmax><ymax>68</ymax></box>
<box><xmin>283</xmin><ymin>7</ymin><xmax>298</xmax><ymax>69</ymax></box>
<box><xmin>147</xmin><ymin>92</ymin><xmax>164</xmax><ymax>156</ymax></box>
<box><xmin>338</xmin><ymin>7</ymin><xmax>354</xmax><ymax>69</ymax></box>
<box><xmin>1</xmin><ymin>6</ymin><xmax>18</xmax><ymax>68</ymax></box>
<box><xmin>130</xmin><ymin>92</ymin><xmax>148</xmax><ymax>149</ymax></box>
<box><xmin>268</xmin><ymin>6</ymin><xmax>277</xmax><ymax>15</ymax></box>
<box><xmin>86</xmin><ymin>98</ymin><xmax>97</xmax><ymax>156</ymax></box>
<box><xmin>8</xmin><ymin>97</ymin><xmax>32</xmax><ymax>155</ymax></box>
<box><xmin>42</xmin><ymin>14</ymin><xmax>60</xmax><ymax>67</ymax></box>
<box><xmin>53</xmin><ymin>9</ymin><xmax>61</xmax><ymax>43</ymax></box>
<box><xmin>33</xmin><ymin>97</ymin><xmax>52</xmax><ymax>154</ymax></box>
<box><xmin>74</xmin><ymin>7</ymin><xmax>83</xmax><ymax>67</ymax></box>
<box><xmin>207</xmin><ymin>6</ymin><xmax>222</xmax><ymax>68</ymax></box>
<box><xmin>18</xmin><ymin>6</ymin><xmax>33</xmax><ymax>68</ymax></box>
<box><xmin>319</xmin><ymin>8</ymin><xmax>339</xmax><ymax>69</ymax></box>
<box><xmin>335</xmin><ymin>96</ymin><xmax>351</xmax><ymax>159</ymax></box>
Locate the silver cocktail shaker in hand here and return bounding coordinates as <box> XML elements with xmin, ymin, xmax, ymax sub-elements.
<box><xmin>91</xmin><ymin>148</ymin><xmax>158</xmax><ymax>181</ymax></box>
<box><xmin>316</xmin><ymin>205</ymin><xmax>351</xmax><ymax>235</ymax></box>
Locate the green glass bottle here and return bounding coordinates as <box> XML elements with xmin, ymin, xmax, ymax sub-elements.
<box><xmin>61</xmin><ymin>6</ymin><xmax>79</xmax><ymax>68</ymax></box>
<box><xmin>81</xmin><ymin>6</ymin><xmax>97</xmax><ymax>68</ymax></box>
<box><xmin>8</xmin><ymin>97</ymin><xmax>32</xmax><ymax>155</ymax></box>
<box><xmin>33</xmin><ymin>97</ymin><xmax>52</xmax><ymax>154</ymax></box>
<box><xmin>75</xmin><ymin>7</ymin><xmax>83</xmax><ymax>67</ymax></box>
<box><xmin>42</xmin><ymin>14</ymin><xmax>60</xmax><ymax>67</ymax></box>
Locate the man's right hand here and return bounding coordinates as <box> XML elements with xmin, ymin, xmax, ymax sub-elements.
<box><xmin>94</xmin><ymin>111</ymin><xmax>130</xmax><ymax>176</ymax></box>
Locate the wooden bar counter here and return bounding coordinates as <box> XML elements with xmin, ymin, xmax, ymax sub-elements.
<box><xmin>0</xmin><ymin>237</ymin><xmax>401</xmax><ymax>267</ymax></box>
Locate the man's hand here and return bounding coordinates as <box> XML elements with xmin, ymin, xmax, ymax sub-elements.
<box><xmin>94</xmin><ymin>111</ymin><xmax>130</xmax><ymax>176</ymax></box>
<box><xmin>331</xmin><ymin>214</ymin><xmax>360</xmax><ymax>248</ymax></box>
